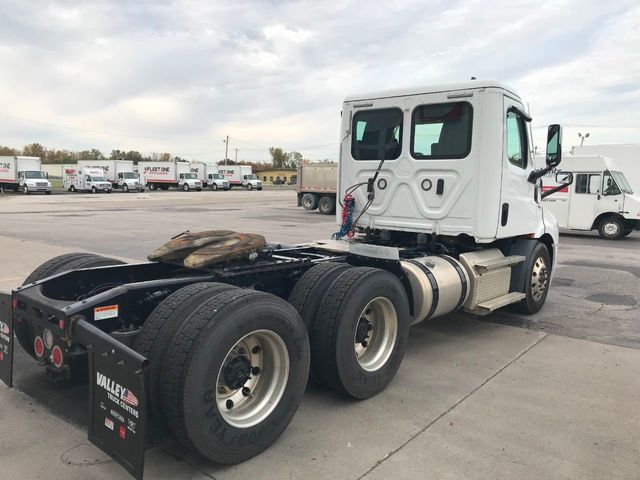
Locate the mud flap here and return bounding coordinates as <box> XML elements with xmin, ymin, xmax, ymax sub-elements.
<box><xmin>0</xmin><ymin>290</ymin><xmax>13</xmax><ymax>388</ymax></box>
<box><xmin>74</xmin><ymin>320</ymin><xmax>149</xmax><ymax>480</ymax></box>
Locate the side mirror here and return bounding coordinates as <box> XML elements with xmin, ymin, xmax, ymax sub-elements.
<box><xmin>555</xmin><ymin>171</ymin><xmax>573</xmax><ymax>184</ymax></box>
<box><xmin>546</xmin><ymin>124</ymin><xmax>562</xmax><ymax>167</ymax></box>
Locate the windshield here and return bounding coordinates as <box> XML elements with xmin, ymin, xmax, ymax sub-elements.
<box><xmin>183</xmin><ymin>173</ymin><xmax>197</xmax><ymax>179</ymax></box>
<box><xmin>246</xmin><ymin>174</ymin><xmax>258</xmax><ymax>180</ymax></box>
<box><xmin>210</xmin><ymin>174</ymin><xmax>223</xmax><ymax>179</ymax></box>
<box><xmin>610</xmin><ymin>171</ymin><xmax>633</xmax><ymax>194</ymax></box>
<box><xmin>24</xmin><ymin>171</ymin><xmax>46</xmax><ymax>179</ymax></box>
<box><xmin>123</xmin><ymin>172</ymin><xmax>138</xmax><ymax>179</ymax></box>
<box><xmin>92</xmin><ymin>176</ymin><xmax>107</xmax><ymax>182</ymax></box>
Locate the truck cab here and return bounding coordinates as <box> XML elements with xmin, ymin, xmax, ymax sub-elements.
<box><xmin>542</xmin><ymin>155</ymin><xmax>640</xmax><ymax>239</ymax></box>
<box><xmin>242</xmin><ymin>174</ymin><xmax>263</xmax><ymax>191</ymax></box>
<box><xmin>18</xmin><ymin>170</ymin><xmax>52</xmax><ymax>195</ymax></box>
<box><xmin>206</xmin><ymin>173</ymin><xmax>229</xmax><ymax>191</ymax></box>
<box><xmin>117</xmin><ymin>171</ymin><xmax>144</xmax><ymax>192</ymax></box>
<box><xmin>178</xmin><ymin>172</ymin><xmax>203</xmax><ymax>191</ymax></box>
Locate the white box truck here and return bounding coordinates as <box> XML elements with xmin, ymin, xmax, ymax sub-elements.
<box><xmin>217</xmin><ymin>165</ymin><xmax>262</xmax><ymax>190</ymax></box>
<box><xmin>77</xmin><ymin>160</ymin><xmax>144</xmax><ymax>192</ymax></box>
<box><xmin>204</xmin><ymin>164</ymin><xmax>230</xmax><ymax>191</ymax></box>
<box><xmin>0</xmin><ymin>156</ymin><xmax>52</xmax><ymax>194</ymax></box>
<box><xmin>139</xmin><ymin>161</ymin><xmax>203</xmax><ymax>191</ymax></box>
<box><xmin>542</xmin><ymin>155</ymin><xmax>640</xmax><ymax>239</ymax></box>
<box><xmin>63</xmin><ymin>166</ymin><xmax>113</xmax><ymax>193</ymax></box>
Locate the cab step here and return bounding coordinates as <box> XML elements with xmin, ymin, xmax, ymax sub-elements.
<box><xmin>473</xmin><ymin>292</ymin><xmax>526</xmax><ymax>315</ymax></box>
<box><xmin>474</xmin><ymin>255</ymin><xmax>525</xmax><ymax>273</ymax></box>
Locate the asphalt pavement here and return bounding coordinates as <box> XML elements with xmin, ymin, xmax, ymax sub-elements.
<box><xmin>0</xmin><ymin>190</ymin><xmax>638</xmax><ymax>479</ymax></box>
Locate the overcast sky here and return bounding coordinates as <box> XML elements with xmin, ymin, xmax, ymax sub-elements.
<box><xmin>1</xmin><ymin>0</ymin><xmax>638</xmax><ymax>162</ymax></box>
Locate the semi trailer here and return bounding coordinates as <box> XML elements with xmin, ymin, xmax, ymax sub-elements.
<box><xmin>0</xmin><ymin>156</ymin><xmax>52</xmax><ymax>194</ymax></box>
<box><xmin>78</xmin><ymin>160</ymin><xmax>144</xmax><ymax>192</ymax></box>
<box><xmin>139</xmin><ymin>161</ymin><xmax>203</xmax><ymax>191</ymax></box>
<box><xmin>63</xmin><ymin>167</ymin><xmax>113</xmax><ymax>193</ymax></box>
<box><xmin>297</xmin><ymin>162</ymin><xmax>338</xmax><ymax>214</ymax></box>
<box><xmin>0</xmin><ymin>80</ymin><xmax>571</xmax><ymax>479</ymax></box>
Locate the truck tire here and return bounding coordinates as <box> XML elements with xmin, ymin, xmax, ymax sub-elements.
<box><xmin>597</xmin><ymin>216</ymin><xmax>625</xmax><ymax>240</ymax></box>
<box><xmin>288</xmin><ymin>262</ymin><xmax>351</xmax><ymax>332</ymax></box>
<box><xmin>160</xmin><ymin>289</ymin><xmax>309</xmax><ymax>463</ymax></box>
<box><xmin>91</xmin><ymin>186</ymin><xmax>97</xmax><ymax>194</ymax></box>
<box><xmin>122</xmin><ymin>184</ymin><xmax>129</xmax><ymax>192</ymax></box>
<box><xmin>148</xmin><ymin>183</ymin><xmax>156</xmax><ymax>191</ymax></box>
<box><xmin>17</xmin><ymin>253</ymin><xmax>125</xmax><ymax>359</ymax></box>
<box><xmin>211</xmin><ymin>183</ymin><xmax>218</xmax><ymax>191</ymax></box>
<box><xmin>623</xmin><ymin>228</ymin><xmax>633</xmax><ymax>237</ymax></box>
<box><xmin>246</xmin><ymin>183</ymin><xmax>253</xmax><ymax>191</ymax></box>
<box><xmin>312</xmin><ymin>267</ymin><xmax>410</xmax><ymax>399</ymax></box>
<box><xmin>22</xmin><ymin>185</ymin><xmax>29</xmax><ymax>195</ymax></box>
<box><xmin>133</xmin><ymin>282</ymin><xmax>238</xmax><ymax>421</ymax></box>
<box><xmin>183</xmin><ymin>183</ymin><xmax>190</xmax><ymax>191</ymax></box>
<box><xmin>69</xmin><ymin>185</ymin><xmax>76</xmax><ymax>192</ymax></box>
<box><xmin>318</xmin><ymin>196</ymin><xmax>336</xmax><ymax>215</ymax></box>
<box><xmin>511</xmin><ymin>242</ymin><xmax>551</xmax><ymax>314</ymax></box>
<box><xmin>302</xmin><ymin>193</ymin><xmax>317</xmax><ymax>210</ymax></box>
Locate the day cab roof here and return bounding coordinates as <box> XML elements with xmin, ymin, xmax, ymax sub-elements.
<box><xmin>343</xmin><ymin>80</ymin><xmax>521</xmax><ymax>103</ymax></box>
<box><xmin>559</xmin><ymin>154</ymin><xmax>623</xmax><ymax>173</ymax></box>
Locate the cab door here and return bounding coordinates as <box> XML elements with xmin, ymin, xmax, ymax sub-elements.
<box><xmin>568</xmin><ymin>172</ymin><xmax>600</xmax><ymax>229</ymax></box>
<box><xmin>497</xmin><ymin>96</ymin><xmax>539</xmax><ymax>237</ymax></box>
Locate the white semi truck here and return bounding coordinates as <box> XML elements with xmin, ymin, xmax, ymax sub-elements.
<box><xmin>139</xmin><ymin>161</ymin><xmax>203</xmax><ymax>191</ymax></box>
<box><xmin>541</xmin><ymin>155</ymin><xmax>639</xmax><ymax>239</ymax></box>
<box><xmin>63</xmin><ymin>166</ymin><xmax>113</xmax><ymax>193</ymax></box>
<box><xmin>0</xmin><ymin>156</ymin><xmax>52</xmax><ymax>194</ymax></box>
<box><xmin>217</xmin><ymin>165</ymin><xmax>262</xmax><ymax>190</ymax></box>
<box><xmin>77</xmin><ymin>160</ymin><xmax>144</xmax><ymax>192</ymax></box>
<box><xmin>1</xmin><ymin>80</ymin><xmax>570</xmax><ymax>479</ymax></box>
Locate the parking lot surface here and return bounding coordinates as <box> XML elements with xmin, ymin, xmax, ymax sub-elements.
<box><xmin>1</xmin><ymin>190</ymin><xmax>639</xmax><ymax>479</ymax></box>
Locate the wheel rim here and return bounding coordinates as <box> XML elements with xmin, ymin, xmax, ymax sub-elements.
<box><xmin>603</xmin><ymin>221</ymin><xmax>619</xmax><ymax>236</ymax></box>
<box><xmin>303</xmin><ymin>197</ymin><xmax>313</xmax><ymax>208</ymax></box>
<box><xmin>123</xmin><ymin>184</ymin><xmax>128</xmax><ymax>191</ymax></box>
<box><xmin>531</xmin><ymin>256</ymin><xmax>549</xmax><ymax>302</ymax></box>
<box><xmin>216</xmin><ymin>329</ymin><xmax>289</xmax><ymax>429</ymax></box>
<box><xmin>23</xmin><ymin>186</ymin><xmax>28</xmax><ymax>194</ymax></box>
<box><xmin>247</xmin><ymin>184</ymin><xmax>252</xmax><ymax>190</ymax></box>
<box><xmin>354</xmin><ymin>297</ymin><xmax>398</xmax><ymax>372</ymax></box>
<box><xmin>212</xmin><ymin>184</ymin><xmax>217</xmax><ymax>190</ymax></box>
<box><xmin>184</xmin><ymin>184</ymin><xmax>189</xmax><ymax>191</ymax></box>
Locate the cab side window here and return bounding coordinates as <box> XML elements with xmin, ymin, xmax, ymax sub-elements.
<box><xmin>575</xmin><ymin>173</ymin><xmax>601</xmax><ymax>194</ymax></box>
<box><xmin>506</xmin><ymin>111</ymin><xmax>528</xmax><ymax>169</ymax></box>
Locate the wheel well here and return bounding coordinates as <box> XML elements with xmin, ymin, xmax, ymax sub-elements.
<box><xmin>538</xmin><ymin>233</ymin><xmax>554</xmax><ymax>271</ymax></box>
<box><xmin>591</xmin><ymin>212</ymin><xmax>624</xmax><ymax>231</ymax></box>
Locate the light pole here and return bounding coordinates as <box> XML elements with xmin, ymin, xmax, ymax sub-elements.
<box><xmin>234</xmin><ymin>148</ymin><xmax>238</xmax><ymax>163</ymax></box>
<box><xmin>578</xmin><ymin>132</ymin><xmax>590</xmax><ymax>146</ymax></box>
<box><xmin>223</xmin><ymin>135</ymin><xmax>229</xmax><ymax>165</ymax></box>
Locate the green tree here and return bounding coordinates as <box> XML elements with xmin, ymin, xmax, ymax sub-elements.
<box><xmin>110</xmin><ymin>149</ymin><xmax>125</xmax><ymax>159</ymax></box>
<box><xmin>124</xmin><ymin>151</ymin><xmax>143</xmax><ymax>162</ymax></box>
<box><xmin>269</xmin><ymin>147</ymin><xmax>291</xmax><ymax>169</ymax></box>
<box><xmin>79</xmin><ymin>148</ymin><xmax>104</xmax><ymax>160</ymax></box>
<box><xmin>22</xmin><ymin>143</ymin><xmax>46</xmax><ymax>159</ymax></box>
<box><xmin>0</xmin><ymin>145</ymin><xmax>19</xmax><ymax>156</ymax></box>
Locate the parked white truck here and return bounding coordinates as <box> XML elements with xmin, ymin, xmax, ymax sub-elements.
<box><xmin>190</xmin><ymin>163</ymin><xmax>230</xmax><ymax>191</ymax></box>
<box><xmin>1</xmin><ymin>80</ymin><xmax>571</xmax><ymax>479</ymax></box>
<box><xmin>571</xmin><ymin>144</ymin><xmax>640</xmax><ymax>193</ymax></box>
<box><xmin>297</xmin><ymin>162</ymin><xmax>338</xmax><ymax>214</ymax></box>
<box><xmin>0</xmin><ymin>156</ymin><xmax>52</xmax><ymax>194</ymax></box>
<box><xmin>77</xmin><ymin>160</ymin><xmax>144</xmax><ymax>192</ymax></box>
<box><xmin>217</xmin><ymin>165</ymin><xmax>262</xmax><ymax>190</ymax></box>
<box><xmin>139</xmin><ymin>161</ymin><xmax>203</xmax><ymax>191</ymax></box>
<box><xmin>542</xmin><ymin>155</ymin><xmax>639</xmax><ymax>239</ymax></box>
<box><xmin>63</xmin><ymin>166</ymin><xmax>113</xmax><ymax>193</ymax></box>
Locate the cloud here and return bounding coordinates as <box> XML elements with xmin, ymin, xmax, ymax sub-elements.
<box><xmin>0</xmin><ymin>0</ymin><xmax>638</xmax><ymax>161</ymax></box>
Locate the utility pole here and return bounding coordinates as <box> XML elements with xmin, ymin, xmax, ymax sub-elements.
<box><xmin>235</xmin><ymin>148</ymin><xmax>238</xmax><ymax>163</ymax></box>
<box><xmin>223</xmin><ymin>135</ymin><xmax>229</xmax><ymax>165</ymax></box>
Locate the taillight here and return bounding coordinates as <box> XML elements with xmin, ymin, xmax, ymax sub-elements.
<box><xmin>34</xmin><ymin>336</ymin><xmax>45</xmax><ymax>358</ymax></box>
<box><xmin>11</xmin><ymin>298</ymin><xmax>17</xmax><ymax>309</ymax></box>
<box><xmin>43</xmin><ymin>329</ymin><xmax>54</xmax><ymax>349</ymax></box>
<box><xmin>51</xmin><ymin>345</ymin><xmax>64</xmax><ymax>368</ymax></box>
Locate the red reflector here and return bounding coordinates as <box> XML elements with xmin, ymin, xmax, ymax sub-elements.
<box><xmin>11</xmin><ymin>298</ymin><xmax>17</xmax><ymax>309</ymax></box>
<box><xmin>51</xmin><ymin>345</ymin><xmax>64</xmax><ymax>368</ymax></box>
<box><xmin>59</xmin><ymin>319</ymin><xmax>65</xmax><ymax>330</ymax></box>
<box><xmin>34</xmin><ymin>336</ymin><xmax>45</xmax><ymax>358</ymax></box>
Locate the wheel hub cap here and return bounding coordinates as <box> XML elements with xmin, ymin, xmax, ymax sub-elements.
<box><xmin>354</xmin><ymin>297</ymin><xmax>398</xmax><ymax>372</ymax></box>
<box><xmin>531</xmin><ymin>257</ymin><xmax>549</xmax><ymax>302</ymax></box>
<box><xmin>604</xmin><ymin>223</ymin><xmax>619</xmax><ymax>235</ymax></box>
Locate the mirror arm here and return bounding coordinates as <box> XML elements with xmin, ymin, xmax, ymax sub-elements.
<box><xmin>528</xmin><ymin>166</ymin><xmax>552</xmax><ymax>184</ymax></box>
<box><xmin>541</xmin><ymin>180</ymin><xmax>572</xmax><ymax>199</ymax></box>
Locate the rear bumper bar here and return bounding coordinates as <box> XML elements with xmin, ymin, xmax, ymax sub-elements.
<box><xmin>0</xmin><ymin>289</ymin><xmax>150</xmax><ymax>480</ymax></box>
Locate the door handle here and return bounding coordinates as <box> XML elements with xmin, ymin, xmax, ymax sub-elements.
<box><xmin>501</xmin><ymin>203</ymin><xmax>509</xmax><ymax>226</ymax></box>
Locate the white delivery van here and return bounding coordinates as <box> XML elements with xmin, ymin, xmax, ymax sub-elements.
<box><xmin>572</xmin><ymin>144</ymin><xmax>640</xmax><ymax>193</ymax></box>
<box><xmin>542</xmin><ymin>155</ymin><xmax>640</xmax><ymax>239</ymax></box>
<box><xmin>138</xmin><ymin>161</ymin><xmax>202</xmax><ymax>191</ymax></box>
<box><xmin>0</xmin><ymin>156</ymin><xmax>52</xmax><ymax>194</ymax></box>
<box><xmin>63</xmin><ymin>167</ymin><xmax>113</xmax><ymax>193</ymax></box>
<box><xmin>217</xmin><ymin>165</ymin><xmax>262</xmax><ymax>190</ymax></box>
<box><xmin>77</xmin><ymin>160</ymin><xmax>144</xmax><ymax>192</ymax></box>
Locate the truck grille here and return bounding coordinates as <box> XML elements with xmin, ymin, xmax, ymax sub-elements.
<box><xmin>36</xmin><ymin>182</ymin><xmax>48</xmax><ymax>187</ymax></box>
